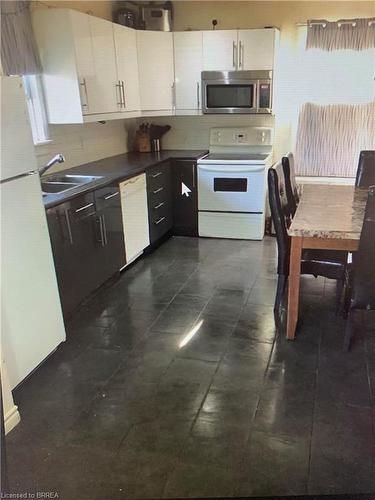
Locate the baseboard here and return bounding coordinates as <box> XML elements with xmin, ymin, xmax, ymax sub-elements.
<box><xmin>4</xmin><ymin>404</ymin><xmax>20</xmax><ymax>434</ymax></box>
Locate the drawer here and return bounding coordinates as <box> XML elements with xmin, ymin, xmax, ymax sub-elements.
<box><xmin>147</xmin><ymin>184</ymin><xmax>171</xmax><ymax>207</ymax></box>
<box><xmin>94</xmin><ymin>185</ymin><xmax>120</xmax><ymax>211</ymax></box>
<box><xmin>149</xmin><ymin>202</ymin><xmax>173</xmax><ymax>243</ymax></box>
<box><xmin>68</xmin><ymin>192</ymin><xmax>96</xmax><ymax>222</ymax></box>
<box><xmin>146</xmin><ymin>163</ymin><xmax>170</xmax><ymax>192</ymax></box>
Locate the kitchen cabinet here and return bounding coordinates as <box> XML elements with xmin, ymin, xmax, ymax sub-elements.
<box><xmin>202</xmin><ymin>29</ymin><xmax>278</xmax><ymax>72</ymax></box>
<box><xmin>87</xmin><ymin>16</ymin><xmax>118</xmax><ymax>114</ymax></box>
<box><xmin>137</xmin><ymin>31</ymin><xmax>174</xmax><ymax>111</ymax></box>
<box><xmin>94</xmin><ymin>185</ymin><xmax>127</xmax><ymax>276</ymax></box>
<box><xmin>47</xmin><ymin>187</ymin><xmax>126</xmax><ymax>317</ymax></box>
<box><xmin>202</xmin><ymin>30</ymin><xmax>238</xmax><ymax>71</ymax></box>
<box><xmin>120</xmin><ymin>174</ymin><xmax>150</xmax><ymax>264</ymax></box>
<box><xmin>113</xmin><ymin>24</ymin><xmax>141</xmax><ymax>112</ymax></box>
<box><xmin>146</xmin><ymin>163</ymin><xmax>173</xmax><ymax>243</ymax></box>
<box><xmin>172</xmin><ymin>160</ymin><xmax>198</xmax><ymax>236</ymax></box>
<box><xmin>238</xmin><ymin>29</ymin><xmax>277</xmax><ymax>70</ymax></box>
<box><xmin>174</xmin><ymin>31</ymin><xmax>203</xmax><ymax>112</ymax></box>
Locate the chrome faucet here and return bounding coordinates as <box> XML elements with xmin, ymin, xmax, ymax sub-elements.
<box><xmin>39</xmin><ymin>154</ymin><xmax>65</xmax><ymax>176</ymax></box>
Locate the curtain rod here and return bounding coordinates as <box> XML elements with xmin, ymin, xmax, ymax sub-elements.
<box><xmin>297</xmin><ymin>20</ymin><xmax>375</xmax><ymax>28</ymax></box>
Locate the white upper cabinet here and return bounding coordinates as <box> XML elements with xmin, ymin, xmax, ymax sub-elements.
<box><xmin>202</xmin><ymin>30</ymin><xmax>238</xmax><ymax>71</ymax></box>
<box><xmin>174</xmin><ymin>31</ymin><xmax>203</xmax><ymax>112</ymax></box>
<box><xmin>238</xmin><ymin>29</ymin><xmax>277</xmax><ymax>70</ymax></box>
<box><xmin>88</xmin><ymin>16</ymin><xmax>118</xmax><ymax>114</ymax></box>
<box><xmin>113</xmin><ymin>24</ymin><xmax>141</xmax><ymax>112</ymax></box>
<box><xmin>137</xmin><ymin>31</ymin><xmax>174</xmax><ymax>111</ymax></box>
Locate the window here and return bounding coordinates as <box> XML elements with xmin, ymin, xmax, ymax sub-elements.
<box><xmin>22</xmin><ymin>75</ymin><xmax>50</xmax><ymax>145</ymax></box>
<box><xmin>294</xmin><ymin>27</ymin><xmax>375</xmax><ymax>177</ymax></box>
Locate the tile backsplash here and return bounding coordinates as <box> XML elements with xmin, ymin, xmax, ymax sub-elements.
<box><xmin>35</xmin><ymin>119</ymin><xmax>137</xmax><ymax>174</ymax></box>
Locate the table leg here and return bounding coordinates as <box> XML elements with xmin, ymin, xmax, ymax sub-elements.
<box><xmin>287</xmin><ymin>236</ymin><xmax>303</xmax><ymax>340</ymax></box>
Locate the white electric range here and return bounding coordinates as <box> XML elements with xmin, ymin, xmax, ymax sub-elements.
<box><xmin>197</xmin><ymin>126</ymin><xmax>273</xmax><ymax>240</ymax></box>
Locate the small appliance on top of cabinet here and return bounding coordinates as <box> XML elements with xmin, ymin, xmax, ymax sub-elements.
<box><xmin>197</xmin><ymin>126</ymin><xmax>273</xmax><ymax>240</ymax></box>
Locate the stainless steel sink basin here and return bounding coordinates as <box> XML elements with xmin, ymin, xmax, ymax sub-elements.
<box><xmin>46</xmin><ymin>174</ymin><xmax>103</xmax><ymax>184</ymax></box>
<box><xmin>41</xmin><ymin>174</ymin><xmax>104</xmax><ymax>195</ymax></box>
<box><xmin>41</xmin><ymin>181</ymin><xmax>79</xmax><ymax>194</ymax></box>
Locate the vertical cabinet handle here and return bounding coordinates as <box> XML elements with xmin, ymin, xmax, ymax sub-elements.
<box><xmin>80</xmin><ymin>78</ymin><xmax>89</xmax><ymax>108</ymax></box>
<box><xmin>101</xmin><ymin>214</ymin><xmax>108</xmax><ymax>245</ymax></box>
<box><xmin>116</xmin><ymin>80</ymin><xmax>123</xmax><ymax>107</ymax></box>
<box><xmin>196</xmin><ymin>82</ymin><xmax>200</xmax><ymax>109</ymax></box>
<box><xmin>171</xmin><ymin>82</ymin><xmax>176</xmax><ymax>108</ymax></box>
<box><xmin>121</xmin><ymin>81</ymin><xmax>126</xmax><ymax>108</ymax></box>
<box><xmin>64</xmin><ymin>209</ymin><xmax>74</xmax><ymax>245</ymax></box>
<box><xmin>232</xmin><ymin>41</ymin><xmax>237</xmax><ymax>68</ymax></box>
<box><xmin>239</xmin><ymin>41</ymin><xmax>243</xmax><ymax>68</ymax></box>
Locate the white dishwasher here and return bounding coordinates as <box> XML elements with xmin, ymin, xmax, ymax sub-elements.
<box><xmin>119</xmin><ymin>173</ymin><xmax>150</xmax><ymax>265</ymax></box>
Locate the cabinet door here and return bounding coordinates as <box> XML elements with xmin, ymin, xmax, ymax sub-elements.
<box><xmin>88</xmin><ymin>16</ymin><xmax>118</xmax><ymax>114</ymax></box>
<box><xmin>137</xmin><ymin>31</ymin><xmax>174</xmax><ymax>111</ymax></box>
<box><xmin>238</xmin><ymin>29</ymin><xmax>275</xmax><ymax>70</ymax></box>
<box><xmin>120</xmin><ymin>174</ymin><xmax>150</xmax><ymax>264</ymax></box>
<box><xmin>113</xmin><ymin>24</ymin><xmax>141</xmax><ymax>112</ymax></box>
<box><xmin>172</xmin><ymin>160</ymin><xmax>198</xmax><ymax>236</ymax></box>
<box><xmin>95</xmin><ymin>185</ymin><xmax>126</xmax><ymax>275</ymax></box>
<box><xmin>70</xmin><ymin>10</ymin><xmax>95</xmax><ymax>115</ymax></box>
<box><xmin>174</xmin><ymin>31</ymin><xmax>203</xmax><ymax>111</ymax></box>
<box><xmin>202</xmin><ymin>30</ymin><xmax>238</xmax><ymax>71</ymax></box>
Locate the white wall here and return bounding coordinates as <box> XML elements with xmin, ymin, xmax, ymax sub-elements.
<box><xmin>35</xmin><ymin>119</ymin><xmax>137</xmax><ymax>174</ymax></box>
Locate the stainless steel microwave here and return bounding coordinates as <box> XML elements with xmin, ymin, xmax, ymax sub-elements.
<box><xmin>201</xmin><ymin>70</ymin><xmax>273</xmax><ymax>114</ymax></box>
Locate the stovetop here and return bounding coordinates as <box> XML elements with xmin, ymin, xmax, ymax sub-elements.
<box><xmin>198</xmin><ymin>152</ymin><xmax>271</xmax><ymax>164</ymax></box>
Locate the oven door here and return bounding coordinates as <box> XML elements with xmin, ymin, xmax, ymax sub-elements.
<box><xmin>198</xmin><ymin>164</ymin><xmax>266</xmax><ymax>213</ymax></box>
<box><xmin>202</xmin><ymin>78</ymin><xmax>257</xmax><ymax>114</ymax></box>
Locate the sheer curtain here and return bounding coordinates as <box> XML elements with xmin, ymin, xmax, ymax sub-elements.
<box><xmin>294</xmin><ymin>23</ymin><xmax>375</xmax><ymax>177</ymax></box>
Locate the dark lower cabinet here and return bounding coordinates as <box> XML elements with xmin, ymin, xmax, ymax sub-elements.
<box><xmin>46</xmin><ymin>186</ymin><xmax>125</xmax><ymax>318</ymax></box>
<box><xmin>171</xmin><ymin>159</ymin><xmax>198</xmax><ymax>236</ymax></box>
<box><xmin>146</xmin><ymin>162</ymin><xmax>173</xmax><ymax>244</ymax></box>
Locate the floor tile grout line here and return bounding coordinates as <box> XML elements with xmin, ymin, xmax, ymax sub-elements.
<box><xmin>306</xmin><ymin>317</ymin><xmax>322</xmax><ymax>495</ymax></box>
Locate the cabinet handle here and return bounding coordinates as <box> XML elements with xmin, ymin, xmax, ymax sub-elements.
<box><xmin>101</xmin><ymin>214</ymin><xmax>108</xmax><ymax>245</ymax></box>
<box><xmin>104</xmin><ymin>192</ymin><xmax>119</xmax><ymax>200</ymax></box>
<box><xmin>121</xmin><ymin>81</ymin><xmax>126</xmax><ymax>108</ymax></box>
<box><xmin>75</xmin><ymin>202</ymin><xmax>94</xmax><ymax>213</ymax></box>
<box><xmin>232</xmin><ymin>41</ymin><xmax>237</xmax><ymax>68</ymax></box>
<box><xmin>154</xmin><ymin>201</ymin><xmax>164</xmax><ymax>209</ymax></box>
<box><xmin>116</xmin><ymin>80</ymin><xmax>123</xmax><ymax>107</ymax></box>
<box><xmin>152</xmin><ymin>171</ymin><xmax>163</xmax><ymax>178</ymax></box>
<box><xmin>98</xmin><ymin>216</ymin><xmax>105</xmax><ymax>247</ymax></box>
<box><xmin>171</xmin><ymin>82</ymin><xmax>176</xmax><ymax>108</ymax></box>
<box><xmin>239</xmin><ymin>41</ymin><xmax>243</xmax><ymax>68</ymax></box>
<box><xmin>197</xmin><ymin>82</ymin><xmax>200</xmax><ymax>109</ymax></box>
<box><xmin>64</xmin><ymin>209</ymin><xmax>74</xmax><ymax>245</ymax></box>
<box><xmin>154</xmin><ymin>216</ymin><xmax>166</xmax><ymax>225</ymax></box>
<box><xmin>80</xmin><ymin>78</ymin><xmax>89</xmax><ymax>108</ymax></box>
<box><xmin>153</xmin><ymin>187</ymin><xmax>164</xmax><ymax>194</ymax></box>
<box><xmin>241</xmin><ymin>41</ymin><xmax>245</xmax><ymax>68</ymax></box>
<box><xmin>192</xmin><ymin>165</ymin><xmax>196</xmax><ymax>188</ymax></box>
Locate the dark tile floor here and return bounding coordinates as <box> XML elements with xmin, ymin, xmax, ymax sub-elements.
<box><xmin>5</xmin><ymin>236</ymin><xmax>375</xmax><ymax>500</ymax></box>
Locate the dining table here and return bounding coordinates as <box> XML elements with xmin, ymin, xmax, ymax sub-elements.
<box><xmin>286</xmin><ymin>184</ymin><xmax>368</xmax><ymax>340</ymax></box>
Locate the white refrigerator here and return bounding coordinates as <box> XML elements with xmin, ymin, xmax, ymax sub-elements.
<box><xmin>1</xmin><ymin>76</ymin><xmax>66</xmax><ymax>390</ymax></box>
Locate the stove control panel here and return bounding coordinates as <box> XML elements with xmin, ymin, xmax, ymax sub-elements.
<box><xmin>209</xmin><ymin>127</ymin><xmax>273</xmax><ymax>147</ymax></box>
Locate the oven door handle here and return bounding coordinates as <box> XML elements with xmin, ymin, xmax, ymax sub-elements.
<box><xmin>198</xmin><ymin>165</ymin><xmax>265</xmax><ymax>173</ymax></box>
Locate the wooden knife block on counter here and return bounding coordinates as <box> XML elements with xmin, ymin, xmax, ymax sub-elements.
<box><xmin>135</xmin><ymin>132</ymin><xmax>151</xmax><ymax>153</ymax></box>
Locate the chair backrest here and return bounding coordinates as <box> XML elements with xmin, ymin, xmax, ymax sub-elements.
<box><xmin>282</xmin><ymin>152</ymin><xmax>299</xmax><ymax>217</ymax></box>
<box><xmin>355</xmin><ymin>150</ymin><xmax>375</xmax><ymax>188</ymax></box>
<box><xmin>268</xmin><ymin>162</ymin><xmax>290</xmax><ymax>275</ymax></box>
<box><xmin>352</xmin><ymin>185</ymin><xmax>375</xmax><ymax>310</ymax></box>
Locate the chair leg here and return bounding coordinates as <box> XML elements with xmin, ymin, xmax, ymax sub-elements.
<box><xmin>342</xmin><ymin>279</ymin><xmax>353</xmax><ymax>319</ymax></box>
<box><xmin>274</xmin><ymin>274</ymin><xmax>286</xmax><ymax>327</ymax></box>
<box><xmin>335</xmin><ymin>279</ymin><xmax>344</xmax><ymax>315</ymax></box>
<box><xmin>343</xmin><ymin>309</ymin><xmax>354</xmax><ymax>351</ymax></box>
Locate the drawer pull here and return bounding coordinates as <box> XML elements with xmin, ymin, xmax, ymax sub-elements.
<box><xmin>154</xmin><ymin>216</ymin><xmax>166</xmax><ymax>225</ymax></box>
<box><xmin>104</xmin><ymin>192</ymin><xmax>119</xmax><ymax>200</ymax></box>
<box><xmin>153</xmin><ymin>187</ymin><xmax>164</xmax><ymax>194</ymax></box>
<box><xmin>75</xmin><ymin>202</ymin><xmax>94</xmax><ymax>213</ymax></box>
<box><xmin>152</xmin><ymin>172</ymin><xmax>163</xmax><ymax>178</ymax></box>
<box><xmin>154</xmin><ymin>202</ymin><xmax>165</xmax><ymax>210</ymax></box>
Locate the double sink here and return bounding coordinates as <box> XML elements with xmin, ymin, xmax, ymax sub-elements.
<box><xmin>41</xmin><ymin>174</ymin><xmax>104</xmax><ymax>195</ymax></box>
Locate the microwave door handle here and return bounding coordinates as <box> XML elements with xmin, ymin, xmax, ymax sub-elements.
<box><xmin>255</xmin><ymin>81</ymin><xmax>259</xmax><ymax>111</ymax></box>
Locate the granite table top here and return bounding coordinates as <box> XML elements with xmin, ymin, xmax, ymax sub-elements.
<box><xmin>288</xmin><ymin>184</ymin><xmax>368</xmax><ymax>240</ymax></box>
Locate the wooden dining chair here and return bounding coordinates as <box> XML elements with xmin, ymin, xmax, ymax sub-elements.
<box><xmin>268</xmin><ymin>163</ymin><xmax>348</xmax><ymax>324</ymax></box>
<box><xmin>343</xmin><ymin>185</ymin><xmax>375</xmax><ymax>351</ymax></box>
<box><xmin>282</xmin><ymin>153</ymin><xmax>300</xmax><ymax>217</ymax></box>
<box><xmin>355</xmin><ymin>150</ymin><xmax>375</xmax><ymax>188</ymax></box>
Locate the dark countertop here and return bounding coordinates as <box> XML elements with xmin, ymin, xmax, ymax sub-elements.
<box><xmin>43</xmin><ymin>150</ymin><xmax>208</xmax><ymax>209</ymax></box>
